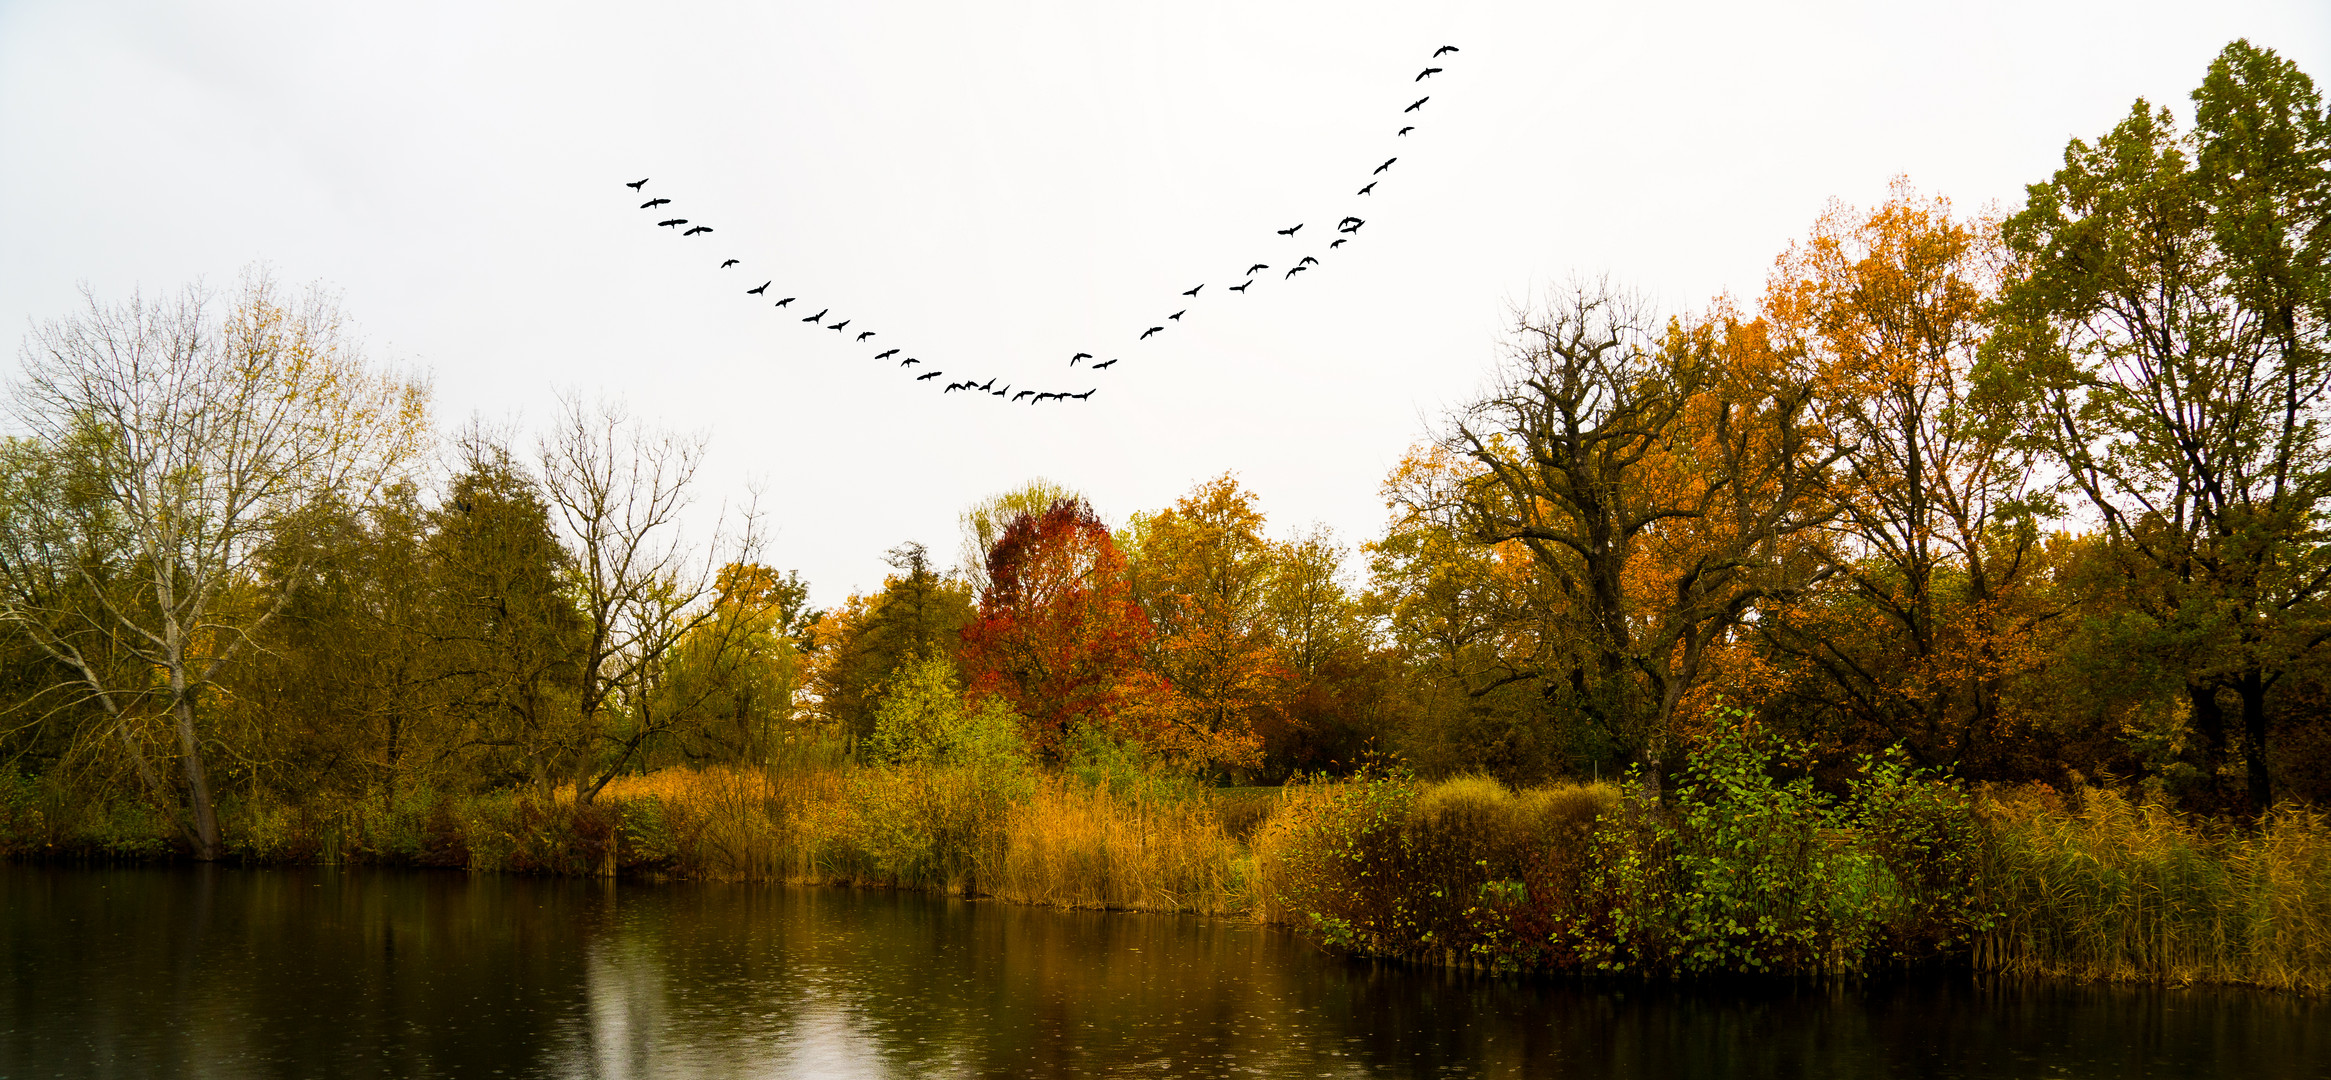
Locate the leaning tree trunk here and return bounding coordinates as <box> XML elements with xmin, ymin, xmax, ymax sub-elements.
<box><xmin>168</xmin><ymin>676</ymin><xmax>221</xmax><ymax>861</ymax></box>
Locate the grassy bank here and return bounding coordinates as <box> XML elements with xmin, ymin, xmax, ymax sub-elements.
<box><xmin>3</xmin><ymin>737</ymin><xmax>2327</xmax><ymax>991</ymax></box>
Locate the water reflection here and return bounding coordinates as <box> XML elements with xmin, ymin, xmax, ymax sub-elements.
<box><xmin>0</xmin><ymin>865</ymin><xmax>2322</xmax><ymax>1078</ymax></box>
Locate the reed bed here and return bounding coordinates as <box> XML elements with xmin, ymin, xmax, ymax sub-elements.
<box><xmin>9</xmin><ymin>750</ymin><xmax>2331</xmax><ymax>990</ymax></box>
<box><xmin>589</xmin><ymin>762</ymin><xmax>1247</xmax><ymax>913</ymax></box>
<box><xmin>1976</xmin><ymin>786</ymin><xmax>2331</xmax><ymax>992</ymax></box>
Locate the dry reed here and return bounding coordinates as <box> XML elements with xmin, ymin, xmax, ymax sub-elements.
<box><xmin>1975</xmin><ymin>786</ymin><xmax>2331</xmax><ymax>992</ymax></box>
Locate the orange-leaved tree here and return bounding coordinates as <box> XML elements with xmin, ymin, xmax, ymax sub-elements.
<box><xmin>1754</xmin><ymin>178</ymin><xmax>2058</xmax><ymax>776</ymax></box>
<box><xmin>1121</xmin><ymin>475</ymin><xmax>1282</xmax><ymax>774</ymax></box>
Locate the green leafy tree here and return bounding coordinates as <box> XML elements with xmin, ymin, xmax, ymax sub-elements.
<box><xmin>1986</xmin><ymin>40</ymin><xmax>2331</xmax><ymax>810</ymax></box>
<box><xmin>804</xmin><ymin>541</ymin><xmax>975</xmax><ymax>746</ymax></box>
<box><xmin>0</xmin><ymin>274</ymin><xmax>429</xmax><ymax>857</ymax></box>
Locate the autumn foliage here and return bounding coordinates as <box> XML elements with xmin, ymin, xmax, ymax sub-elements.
<box><xmin>957</xmin><ymin>498</ymin><xmax>1152</xmax><ymax>759</ymax></box>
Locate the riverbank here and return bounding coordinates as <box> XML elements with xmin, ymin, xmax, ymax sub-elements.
<box><xmin>4</xmin><ymin>740</ymin><xmax>2326</xmax><ymax>992</ymax></box>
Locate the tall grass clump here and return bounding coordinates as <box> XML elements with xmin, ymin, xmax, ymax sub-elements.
<box><xmin>987</xmin><ymin>730</ymin><xmax>1246</xmax><ymax>913</ymax></box>
<box><xmin>1253</xmin><ymin>764</ymin><xmax>1620</xmax><ymax>970</ymax></box>
<box><xmin>1977</xmin><ymin>786</ymin><xmax>2331</xmax><ymax>992</ymax></box>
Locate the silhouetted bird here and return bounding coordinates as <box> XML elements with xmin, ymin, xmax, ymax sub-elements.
<box><xmin>803</xmin><ymin>309</ymin><xmax>828</xmax><ymax>324</ymax></box>
<box><xmin>1247</xmin><ymin>263</ymin><xmax>1269</xmax><ymax>275</ymax></box>
<box><xmin>1417</xmin><ymin>67</ymin><xmax>1442</xmax><ymax>80</ymax></box>
<box><xmin>1071</xmin><ymin>352</ymin><xmax>1093</xmax><ymax>365</ymax></box>
<box><xmin>944</xmin><ymin>382</ymin><xmax>965</xmax><ymax>393</ymax></box>
<box><xmin>1229</xmin><ymin>281</ymin><xmax>1251</xmax><ymax>293</ymax></box>
<box><xmin>721</xmin><ymin>259</ymin><xmax>740</xmax><ymax>268</ymax></box>
<box><xmin>856</xmin><ymin>331</ymin><xmax>875</xmax><ymax>342</ymax></box>
<box><xmin>1374</xmin><ymin>158</ymin><xmax>1396</xmax><ymax>175</ymax></box>
<box><xmin>876</xmin><ymin>348</ymin><xmax>900</xmax><ymax>359</ymax></box>
<box><xmin>659</xmin><ymin>219</ymin><xmax>687</xmax><ymax>228</ymax></box>
<box><xmin>641</xmin><ymin>198</ymin><xmax>671</xmax><ymax>209</ymax></box>
<box><xmin>980</xmin><ymin>378</ymin><xmax>997</xmax><ymax>391</ymax></box>
<box><xmin>775</xmin><ymin>297</ymin><xmax>795</xmax><ymax>307</ymax></box>
<box><xmin>1299</xmin><ymin>256</ymin><xmax>1319</xmax><ymax>267</ymax></box>
<box><xmin>1277</xmin><ymin>223</ymin><xmax>1303</xmax><ymax>236</ymax></box>
<box><xmin>1433</xmin><ymin>45</ymin><xmax>1459</xmax><ymax>56</ymax></box>
<box><xmin>1141</xmin><ymin>326</ymin><xmax>1164</xmax><ymax>340</ymax></box>
<box><xmin>747</xmin><ymin>282</ymin><xmax>770</xmax><ymax>295</ymax></box>
<box><xmin>1330</xmin><ymin>238</ymin><xmax>1348</xmax><ymax>249</ymax></box>
<box><xmin>1339</xmin><ymin>216</ymin><xmax>1363</xmax><ymax>228</ymax></box>
<box><xmin>917</xmin><ymin>370</ymin><xmax>942</xmax><ymax>381</ymax></box>
<box><xmin>1169</xmin><ymin>310</ymin><xmax>1186</xmax><ymax>321</ymax></box>
<box><xmin>1012</xmin><ymin>390</ymin><xmax>1033</xmax><ymax>402</ymax></box>
<box><xmin>684</xmin><ymin>226</ymin><xmax>712</xmax><ymax>236</ymax></box>
<box><xmin>829</xmin><ymin>319</ymin><xmax>850</xmax><ymax>332</ymax></box>
<box><xmin>1072</xmin><ymin>389</ymin><xmax>1095</xmax><ymax>400</ymax></box>
<box><xmin>1396</xmin><ymin>126</ymin><xmax>1413</xmax><ymax>136</ymax></box>
<box><xmin>1405</xmin><ymin>97</ymin><xmax>1428</xmax><ymax>112</ymax></box>
<box><xmin>627</xmin><ymin>178</ymin><xmax>650</xmax><ymax>190</ymax></box>
<box><xmin>1285</xmin><ymin>265</ymin><xmax>1308</xmax><ymax>279</ymax></box>
<box><xmin>1093</xmin><ymin>359</ymin><xmax>1119</xmax><ymax>369</ymax></box>
<box><xmin>1358</xmin><ymin>181</ymin><xmax>1377</xmax><ymax>195</ymax></box>
<box><xmin>1183</xmin><ymin>284</ymin><xmax>1202</xmax><ymax>297</ymax></box>
<box><xmin>992</xmin><ymin>386</ymin><xmax>1008</xmax><ymax>398</ymax></box>
<box><xmin>900</xmin><ymin>358</ymin><xmax>919</xmax><ymax>367</ymax></box>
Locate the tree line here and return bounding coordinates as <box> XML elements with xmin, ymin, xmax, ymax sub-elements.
<box><xmin>0</xmin><ymin>40</ymin><xmax>2323</xmax><ymax>861</ymax></box>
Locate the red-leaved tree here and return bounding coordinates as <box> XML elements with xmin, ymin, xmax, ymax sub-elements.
<box><xmin>958</xmin><ymin>498</ymin><xmax>1152</xmax><ymax>758</ymax></box>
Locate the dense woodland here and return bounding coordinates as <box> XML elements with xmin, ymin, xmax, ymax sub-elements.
<box><xmin>0</xmin><ymin>41</ymin><xmax>2325</xmax><ymax>878</ymax></box>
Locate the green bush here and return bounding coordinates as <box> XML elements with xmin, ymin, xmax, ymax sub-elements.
<box><xmin>1265</xmin><ymin>720</ymin><xmax>1996</xmax><ymax>977</ymax></box>
<box><xmin>867</xmin><ymin>655</ymin><xmax>1032</xmax><ymax>773</ymax></box>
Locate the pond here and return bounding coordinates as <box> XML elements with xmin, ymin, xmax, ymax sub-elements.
<box><xmin>0</xmin><ymin>865</ymin><xmax>2320</xmax><ymax>1078</ymax></box>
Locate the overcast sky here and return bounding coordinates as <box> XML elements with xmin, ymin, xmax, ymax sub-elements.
<box><xmin>3</xmin><ymin>1</ymin><xmax>2325</xmax><ymax>605</ymax></box>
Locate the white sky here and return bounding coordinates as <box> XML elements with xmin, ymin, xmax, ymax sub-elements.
<box><xmin>3</xmin><ymin>1</ymin><xmax>2325</xmax><ymax>606</ymax></box>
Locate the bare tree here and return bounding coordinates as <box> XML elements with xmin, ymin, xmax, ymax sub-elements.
<box><xmin>538</xmin><ymin>394</ymin><xmax>759</xmax><ymax>804</ymax></box>
<box><xmin>958</xmin><ymin>478</ymin><xmax>1082</xmax><ymax>591</ymax></box>
<box><xmin>0</xmin><ymin>273</ymin><xmax>430</xmax><ymax>857</ymax></box>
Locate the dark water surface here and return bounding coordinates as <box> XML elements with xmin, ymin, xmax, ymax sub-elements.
<box><xmin>0</xmin><ymin>866</ymin><xmax>2319</xmax><ymax>1079</ymax></box>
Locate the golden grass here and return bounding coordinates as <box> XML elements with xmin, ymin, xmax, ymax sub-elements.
<box><xmin>589</xmin><ymin>763</ymin><xmax>1250</xmax><ymax>914</ymax></box>
<box><xmin>1976</xmin><ymin>786</ymin><xmax>2331</xmax><ymax>993</ymax></box>
<box><xmin>988</xmin><ymin>777</ymin><xmax>1247</xmax><ymax>914</ymax></box>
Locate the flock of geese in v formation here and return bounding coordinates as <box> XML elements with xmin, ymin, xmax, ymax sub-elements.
<box><xmin>626</xmin><ymin>45</ymin><xmax>1459</xmax><ymax>406</ymax></box>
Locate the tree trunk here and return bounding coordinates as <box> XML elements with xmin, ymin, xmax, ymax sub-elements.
<box><xmin>2239</xmin><ymin>669</ymin><xmax>2272</xmax><ymax>815</ymax></box>
<box><xmin>170</xmin><ymin>684</ymin><xmax>221</xmax><ymax>861</ymax></box>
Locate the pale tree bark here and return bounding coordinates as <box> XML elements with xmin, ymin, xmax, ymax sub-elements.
<box><xmin>539</xmin><ymin>394</ymin><xmax>761</xmax><ymax>804</ymax></box>
<box><xmin>0</xmin><ymin>273</ymin><xmax>430</xmax><ymax>858</ymax></box>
